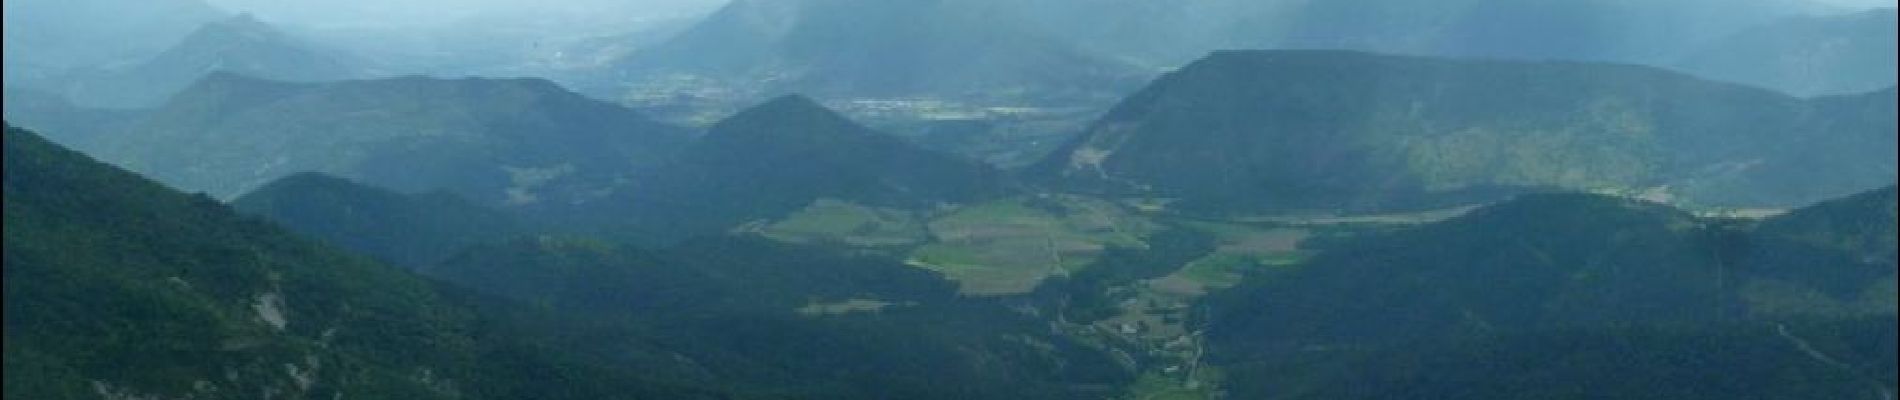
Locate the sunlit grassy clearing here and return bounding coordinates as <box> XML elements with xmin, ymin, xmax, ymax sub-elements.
<box><xmin>911</xmin><ymin>195</ymin><xmax>1160</xmax><ymax>295</ymax></box>
<box><xmin>1123</xmin><ymin>368</ymin><xmax>1224</xmax><ymax>400</ymax></box>
<box><xmin>756</xmin><ymin>198</ymin><xmax>929</xmax><ymax>246</ymax></box>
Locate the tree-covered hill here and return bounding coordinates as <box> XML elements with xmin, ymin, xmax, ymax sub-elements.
<box><xmin>1220</xmin><ymin>318</ymin><xmax>1897</xmax><ymax>400</ymax></box>
<box><xmin>1201</xmin><ymin>188</ymin><xmax>1898</xmax><ymax>399</ymax></box>
<box><xmin>585</xmin><ymin>95</ymin><xmax>1006</xmax><ymax>244</ymax></box>
<box><xmin>231</xmin><ymin>172</ymin><xmax>527</xmax><ymax>270</ymax></box>
<box><xmin>1742</xmin><ymin>185</ymin><xmax>1898</xmax><ymax>315</ymax></box>
<box><xmin>6</xmin><ymin>122</ymin><xmax>1132</xmax><ymax>398</ymax></box>
<box><xmin>2</xmin><ymin>124</ymin><xmax>737</xmax><ymax>399</ymax></box>
<box><xmin>418</xmin><ymin>234</ymin><xmax>1132</xmax><ymax>399</ymax></box>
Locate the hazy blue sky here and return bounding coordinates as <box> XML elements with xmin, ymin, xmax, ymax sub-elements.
<box><xmin>199</xmin><ymin>0</ymin><xmax>1898</xmax><ymax>26</ymax></box>
<box><xmin>199</xmin><ymin>0</ymin><xmax>726</xmax><ymax>29</ymax></box>
<box><xmin>1816</xmin><ymin>0</ymin><xmax>1899</xmax><ymax>7</ymax></box>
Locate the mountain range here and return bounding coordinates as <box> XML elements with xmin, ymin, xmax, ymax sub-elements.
<box><xmin>988</xmin><ymin>0</ymin><xmax>1898</xmax><ymax>97</ymax></box>
<box><xmin>1012</xmin><ymin>0</ymin><xmax>1822</xmax><ymax>66</ymax></box>
<box><xmin>597</xmin><ymin>0</ymin><xmax>1148</xmax><ymax>105</ymax></box>
<box><xmin>71</xmin><ymin>72</ymin><xmax>688</xmax><ymax>206</ymax></box>
<box><xmin>4</xmin><ymin>3</ymin><xmax>1897</xmax><ymax>396</ymax></box>
<box><xmin>1035</xmin><ymin>50</ymin><xmax>1897</xmax><ymax>213</ymax></box>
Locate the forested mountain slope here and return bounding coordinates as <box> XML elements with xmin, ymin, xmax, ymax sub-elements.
<box><xmin>1036</xmin><ymin>50</ymin><xmax>1897</xmax><ymax>213</ymax></box>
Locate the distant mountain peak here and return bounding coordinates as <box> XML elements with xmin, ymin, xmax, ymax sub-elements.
<box><xmin>186</xmin><ymin>12</ymin><xmax>293</xmax><ymax>44</ymax></box>
<box><xmin>163</xmin><ymin>70</ymin><xmax>310</xmax><ymax>105</ymax></box>
<box><xmin>602</xmin><ymin>90</ymin><xmax>1002</xmax><ymax>243</ymax></box>
<box><xmin>724</xmin><ymin>94</ymin><xmax>845</xmax><ymax>122</ymax></box>
<box><xmin>754</xmin><ymin>94</ymin><xmax>826</xmax><ymax>112</ymax></box>
<box><xmin>257</xmin><ymin>170</ymin><xmax>362</xmax><ymax>190</ymax></box>
<box><xmin>220</xmin><ymin>11</ymin><xmax>267</xmax><ymax>28</ymax></box>
<box><xmin>189</xmin><ymin>69</ymin><xmax>282</xmax><ymax>86</ymax></box>
<box><xmin>702</xmin><ymin>94</ymin><xmax>875</xmax><ymax>144</ymax></box>
<box><xmin>53</xmin><ymin>11</ymin><xmax>361</xmax><ymax>108</ymax></box>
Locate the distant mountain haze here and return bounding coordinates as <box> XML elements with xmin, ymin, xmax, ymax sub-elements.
<box><xmin>1676</xmin><ymin>8</ymin><xmax>1898</xmax><ymax>96</ymax></box>
<box><xmin>55</xmin><ymin>14</ymin><xmax>365</xmax><ymax>108</ymax></box>
<box><xmin>1009</xmin><ymin>0</ymin><xmax>1828</xmax><ymax>67</ymax></box>
<box><xmin>1</xmin><ymin>0</ymin><xmax>226</xmax><ymax>70</ymax></box>
<box><xmin>0</xmin><ymin>86</ymin><xmax>140</xmax><ymax>149</ymax></box>
<box><xmin>598</xmin><ymin>0</ymin><xmax>1150</xmax><ymax>104</ymax></box>
<box><xmin>252</xmin><ymin>1</ymin><xmax>713</xmax><ymax>83</ymax></box>
<box><xmin>10</xmin><ymin>0</ymin><xmax>1888</xmax><ymax>102</ymax></box>
<box><xmin>1004</xmin><ymin>0</ymin><xmax>1893</xmax><ymax>97</ymax></box>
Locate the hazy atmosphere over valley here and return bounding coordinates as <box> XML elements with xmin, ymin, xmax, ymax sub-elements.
<box><xmin>3</xmin><ymin>0</ymin><xmax>1896</xmax><ymax>398</ymax></box>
